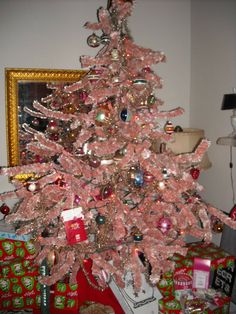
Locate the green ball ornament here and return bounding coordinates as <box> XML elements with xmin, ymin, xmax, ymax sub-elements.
<box><xmin>95</xmin><ymin>214</ymin><xmax>106</xmax><ymax>225</ymax></box>
<box><xmin>147</xmin><ymin>94</ymin><xmax>156</xmax><ymax>105</ymax></box>
<box><xmin>133</xmin><ymin>233</ymin><xmax>143</xmax><ymax>242</ymax></box>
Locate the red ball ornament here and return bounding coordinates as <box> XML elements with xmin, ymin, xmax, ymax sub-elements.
<box><xmin>89</xmin><ymin>156</ymin><xmax>101</xmax><ymax>168</ymax></box>
<box><xmin>157</xmin><ymin>217</ymin><xmax>172</xmax><ymax>234</ymax></box>
<box><xmin>101</xmin><ymin>185</ymin><xmax>113</xmax><ymax>199</ymax></box>
<box><xmin>0</xmin><ymin>203</ymin><xmax>10</xmax><ymax>215</ymax></box>
<box><xmin>143</xmin><ymin>171</ymin><xmax>154</xmax><ymax>183</ymax></box>
<box><xmin>190</xmin><ymin>167</ymin><xmax>200</xmax><ymax>180</ymax></box>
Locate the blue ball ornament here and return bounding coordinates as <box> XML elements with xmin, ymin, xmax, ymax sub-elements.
<box><xmin>134</xmin><ymin>170</ymin><xmax>144</xmax><ymax>187</ymax></box>
<box><xmin>120</xmin><ymin>108</ymin><xmax>131</xmax><ymax>122</ymax></box>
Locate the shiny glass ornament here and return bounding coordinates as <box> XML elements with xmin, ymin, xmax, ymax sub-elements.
<box><xmin>147</xmin><ymin>94</ymin><xmax>156</xmax><ymax>105</ymax></box>
<box><xmin>74</xmin><ymin>195</ymin><xmax>81</xmax><ymax>205</ymax></box>
<box><xmin>0</xmin><ymin>203</ymin><xmax>10</xmax><ymax>215</ymax></box>
<box><xmin>89</xmin><ymin>156</ymin><xmax>101</xmax><ymax>168</ymax></box>
<box><xmin>47</xmin><ymin>119</ymin><xmax>59</xmax><ymax>133</ymax></box>
<box><xmin>120</xmin><ymin>108</ymin><xmax>131</xmax><ymax>122</ymax></box>
<box><xmin>111</xmin><ymin>48</ymin><xmax>119</xmax><ymax>61</ymax></box>
<box><xmin>100</xmin><ymin>34</ymin><xmax>110</xmax><ymax>45</ymax></box>
<box><xmin>101</xmin><ymin>185</ymin><xmax>113</xmax><ymax>199</ymax></box>
<box><xmin>157</xmin><ymin>217</ymin><xmax>172</xmax><ymax>234</ymax></box>
<box><xmin>133</xmin><ymin>233</ymin><xmax>143</xmax><ymax>242</ymax></box>
<box><xmin>95</xmin><ymin>106</ymin><xmax>110</xmax><ymax>125</ymax></box>
<box><xmin>164</xmin><ymin>121</ymin><xmax>174</xmax><ymax>134</ymax></box>
<box><xmin>27</xmin><ymin>179</ymin><xmax>38</xmax><ymax>192</ymax></box>
<box><xmin>143</xmin><ymin>171</ymin><xmax>154</xmax><ymax>183</ymax></box>
<box><xmin>129</xmin><ymin>167</ymin><xmax>144</xmax><ymax>187</ymax></box>
<box><xmin>190</xmin><ymin>167</ymin><xmax>200</xmax><ymax>180</ymax></box>
<box><xmin>95</xmin><ymin>214</ymin><xmax>106</xmax><ymax>225</ymax></box>
<box><xmin>78</xmin><ymin>90</ymin><xmax>88</xmax><ymax>102</ymax></box>
<box><xmin>87</xmin><ymin>33</ymin><xmax>100</xmax><ymax>47</ymax></box>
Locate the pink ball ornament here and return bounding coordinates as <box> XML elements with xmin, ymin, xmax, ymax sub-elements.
<box><xmin>78</xmin><ymin>90</ymin><xmax>88</xmax><ymax>103</ymax></box>
<box><xmin>157</xmin><ymin>217</ymin><xmax>172</xmax><ymax>234</ymax></box>
<box><xmin>74</xmin><ymin>195</ymin><xmax>81</xmax><ymax>205</ymax></box>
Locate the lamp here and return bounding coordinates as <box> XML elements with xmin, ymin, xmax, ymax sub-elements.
<box><xmin>217</xmin><ymin>90</ymin><xmax>236</xmax><ymax>146</ymax></box>
<box><xmin>167</xmin><ymin>128</ymin><xmax>212</xmax><ymax>170</ymax></box>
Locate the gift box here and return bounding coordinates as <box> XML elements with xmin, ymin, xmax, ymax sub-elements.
<box><xmin>159</xmin><ymin>290</ymin><xmax>230</xmax><ymax>314</ymax></box>
<box><xmin>0</xmin><ymin>237</ymin><xmax>80</xmax><ymax>312</ymax></box>
<box><xmin>157</xmin><ymin>242</ymin><xmax>236</xmax><ymax>298</ymax></box>
<box><xmin>0</xmin><ymin>268</ymin><xmax>40</xmax><ymax>311</ymax></box>
<box><xmin>0</xmin><ymin>237</ymin><xmax>36</xmax><ymax>265</ymax></box>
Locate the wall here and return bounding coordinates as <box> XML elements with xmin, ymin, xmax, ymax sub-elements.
<box><xmin>190</xmin><ymin>0</ymin><xmax>236</xmax><ymax>245</ymax></box>
<box><xmin>0</xmin><ymin>0</ymin><xmax>191</xmax><ymax>208</ymax></box>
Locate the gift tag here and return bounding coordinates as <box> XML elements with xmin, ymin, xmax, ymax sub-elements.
<box><xmin>61</xmin><ymin>207</ymin><xmax>87</xmax><ymax>245</ymax></box>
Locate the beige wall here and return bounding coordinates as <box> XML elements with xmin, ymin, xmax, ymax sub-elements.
<box><xmin>190</xmin><ymin>0</ymin><xmax>236</xmax><ymax>244</ymax></box>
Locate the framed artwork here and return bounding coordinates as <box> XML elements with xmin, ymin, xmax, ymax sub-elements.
<box><xmin>5</xmin><ymin>68</ymin><xmax>86</xmax><ymax>166</ymax></box>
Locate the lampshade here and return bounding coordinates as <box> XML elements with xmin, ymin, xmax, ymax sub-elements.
<box><xmin>221</xmin><ymin>94</ymin><xmax>236</xmax><ymax>110</ymax></box>
<box><xmin>166</xmin><ymin>128</ymin><xmax>212</xmax><ymax>170</ymax></box>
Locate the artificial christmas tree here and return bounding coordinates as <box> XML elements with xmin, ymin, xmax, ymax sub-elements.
<box><xmin>1</xmin><ymin>0</ymin><xmax>236</xmax><ymax>295</ymax></box>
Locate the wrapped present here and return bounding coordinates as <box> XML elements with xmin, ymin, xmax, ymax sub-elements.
<box><xmin>158</xmin><ymin>296</ymin><xmax>182</xmax><ymax>313</ymax></box>
<box><xmin>0</xmin><ymin>237</ymin><xmax>36</xmax><ymax>265</ymax></box>
<box><xmin>51</xmin><ymin>281</ymin><xmax>79</xmax><ymax>311</ymax></box>
<box><xmin>0</xmin><ymin>272</ymin><xmax>40</xmax><ymax>310</ymax></box>
<box><xmin>159</xmin><ymin>289</ymin><xmax>231</xmax><ymax>314</ymax></box>
<box><xmin>157</xmin><ymin>242</ymin><xmax>236</xmax><ymax>298</ymax></box>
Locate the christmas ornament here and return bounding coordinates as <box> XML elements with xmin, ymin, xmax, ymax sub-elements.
<box><xmin>63</xmin><ymin>103</ymin><xmax>77</xmax><ymax>114</ymax></box>
<box><xmin>230</xmin><ymin>204</ymin><xmax>236</xmax><ymax>221</ymax></box>
<box><xmin>143</xmin><ymin>171</ymin><xmax>154</xmax><ymax>183</ymax></box>
<box><xmin>87</xmin><ymin>69</ymin><xmax>101</xmax><ymax>82</ymax></box>
<box><xmin>54</xmin><ymin>176</ymin><xmax>67</xmax><ymax>187</ymax></box>
<box><xmin>49</xmin><ymin>133</ymin><xmax>59</xmax><ymax>141</ymax></box>
<box><xmin>26</xmin><ymin>179</ymin><xmax>38</xmax><ymax>192</ymax></box>
<box><xmin>0</xmin><ymin>203</ymin><xmax>10</xmax><ymax>215</ymax></box>
<box><xmin>47</xmin><ymin>119</ymin><xmax>59</xmax><ymax>133</ymax></box>
<box><xmin>87</xmin><ymin>33</ymin><xmax>100</xmax><ymax>47</ymax></box>
<box><xmin>46</xmin><ymin>250</ymin><xmax>58</xmax><ymax>268</ymax></box>
<box><xmin>101</xmin><ymin>185</ymin><xmax>113</xmax><ymax>199</ymax></box>
<box><xmin>157</xmin><ymin>217</ymin><xmax>172</xmax><ymax>234</ymax></box>
<box><xmin>133</xmin><ymin>78</ymin><xmax>147</xmax><ymax>86</ymax></box>
<box><xmin>162</xmin><ymin>168</ymin><xmax>169</xmax><ymax>179</ymax></box>
<box><xmin>120</xmin><ymin>108</ymin><xmax>131</xmax><ymax>122</ymax></box>
<box><xmin>78</xmin><ymin>90</ymin><xmax>89</xmax><ymax>102</ymax></box>
<box><xmin>95</xmin><ymin>214</ymin><xmax>106</xmax><ymax>225</ymax></box>
<box><xmin>164</xmin><ymin>121</ymin><xmax>174</xmax><ymax>134</ymax></box>
<box><xmin>95</xmin><ymin>106</ymin><xmax>110</xmax><ymax>125</ymax></box>
<box><xmin>133</xmin><ymin>233</ymin><xmax>143</xmax><ymax>242</ymax></box>
<box><xmin>89</xmin><ymin>156</ymin><xmax>101</xmax><ymax>168</ymax></box>
<box><xmin>114</xmin><ymin>147</ymin><xmax>127</xmax><ymax>160</ymax></box>
<box><xmin>147</xmin><ymin>94</ymin><xmax>156</xmax><ymax>106</ymax></box>
<box><xmin>100</xmin><ymin>34</ymin><xmax>110</xmax><ymax>45</ymax></box>
<box><xmin>129</xmin><ymin>167</ymin><xmax>144</xmax><ymax>187</ymax></box>
<box><xmin>111</xmin><ymin>48</ymin><xmax>119</xmax><ymax>61</ymax></box>
<box><xmin>74</xmin><ymin>195</ymin><xmax>81</xmax><ymax>205</ymax></box>
<box><xmin>190</xmin><ymin>167</ymin><xmax>200</xmax><ymax>180</ymax></box>
<box><xmin>211</xmin><ymin>215</ymin><xmax>224</xmax><ymax>233</ymax></box>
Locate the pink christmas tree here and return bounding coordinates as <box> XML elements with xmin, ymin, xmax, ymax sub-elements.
<box><xmin>1</xmin><ymin>0</ymin><xmax>236</xmax><ymax>291</ymax></box>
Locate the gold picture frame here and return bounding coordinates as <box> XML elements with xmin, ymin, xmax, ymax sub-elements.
<box><xmin>5</xmin><ymin>68</ymin><xmax>86</xmax><ymax>166</ymax></box>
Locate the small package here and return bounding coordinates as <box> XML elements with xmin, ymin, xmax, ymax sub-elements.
<box><xmin>192</xmin><ymin>258</ymin><xmax>211</xmax><ymax>290</ymax></box>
